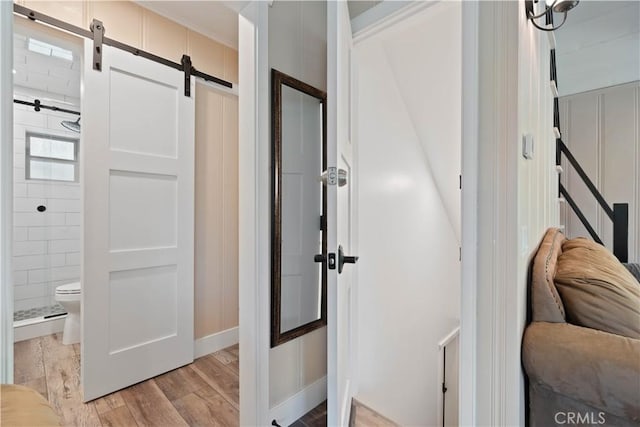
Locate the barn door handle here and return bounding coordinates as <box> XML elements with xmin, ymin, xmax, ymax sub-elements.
<box><xmin>338</xmin><ymin>245</ymin><xmax>358</xmax><ymax>274</ymax></box>
<box><xmin>315</xmin><ymin>253</ymin><xmax>336</xmax><ymax>270</ymax></box>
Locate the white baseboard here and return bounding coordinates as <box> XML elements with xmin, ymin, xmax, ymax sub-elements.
<box><xmin>269</xmin><ymin>376</ymin><xmax>327</xmax><ymax>427</ymax></box>
<box><xmin>194</xmin><ymin>326</ymin><xmax>239</xmax><ymax>358</ymax></box>
<box><xmin>14</xmin><ymin>316</ymin><xmax>66</xmax><ymax>342</ymax></box>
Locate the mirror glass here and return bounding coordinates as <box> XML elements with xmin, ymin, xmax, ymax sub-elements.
<box><xmin>271</xmin><ymin>69</ymin><xmax>327</xmax><ymax>347</ymax></box>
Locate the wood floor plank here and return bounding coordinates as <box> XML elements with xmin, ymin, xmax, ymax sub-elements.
<box><xmin>93</xmin><ymin>391</ymin><xmax>126</xmax><ymax>415</ymax></box>
<box><xmin>191</xmin><ymin>355</ymin><xmax>240</xmax><ymax>410</ymax></box>
<box><xmin>42</xmin><ymin>350</ymin><xmax>102</xmax><ymax>427</ymax></box>
<box><xmin>154</xmin><ymin>365</ymin><xmax>210</xmax><ymax>402</ymax></box>
<box><xmin>212</xmin><ymin>349</ymin><xmax>237</xmax><ymax>365</ymax></box>
<box><xmin>298</xmin><ymin>400</ymin><xmax>326</xmax><ymax>427</ymax></box>
<box><xmin>226</xmin><ymin>359</ymin><xmax>239</xmax><ymax>376</ymax></box>
<box><xmin>227</xmin><ymin>344</ymin><xmax>239</xmax><ymax>358</ymax></box>
<box><xmin>41</xmin><ymin>333</ymin><xmax>76</xmax><ymax>362</ymax></box>
<box><xmin>172</xmin><ymin>387</ymin><xmax>239</xmax><ymax>427</ymax></box>
<box><xmin>351</xmin><ymin>400</ymin><xmax>399</xmax><ymax>427</ymax></box>
<box><xmin>14</xmin><ymin>337</ymin><xmax>45</xmax><ymax>383</ymax></box>
<box><xmin>99</xmin><ymin>405</ymin><xmax>139</xmax><ymax>427</ymax></box>
<box><xmin>120</xmin><ymin>379</ymin><xmax>189</xmax><ymax>427</ymax></box>
<box><xmin>20</xmin><ymin>376</ymin><xmax>48</xmax><ymax>400</ymax></box>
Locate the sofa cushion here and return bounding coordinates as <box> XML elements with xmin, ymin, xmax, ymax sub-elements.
<box><xmin>555</xmin><ymin>238</ymin><xmax>640</xmax><ymax>339</ymax></box>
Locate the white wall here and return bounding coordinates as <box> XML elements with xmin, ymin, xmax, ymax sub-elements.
<box><xmin>555</xmin><ymin>1</ymin><xmax>640</xmax><ymax>96</ymax></box>
<box><xmin>267</xmin><ymin>0</ymin><xmax>328</xmax><ymax>414</ymax></box>
<box><xmin>354</xmin><ymin>2</ymin><xmax>461</xmax><ymax>425</ymax></box>
<box><xmin>560</xmin><ymin>82</ymin><xmax>640</xmax><ymax>262</ymax></box>
<box><xmin>13</xmin><ymin>88</ymin><xmax>81</xmax><ymax>313</ymax></box>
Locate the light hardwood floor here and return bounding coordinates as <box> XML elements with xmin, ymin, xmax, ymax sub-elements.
<box><xmin>14</xmin><ymin>333</ymin><xmax>240</xmax><ymax>427</ymax></box>
<box><xmin>292</xmin><ymin>399</ymin><xmax>398</xmax><ymax>427</ymax></box>
<box><xmin>15</xmin><ymin>333</ymin><xmax>396</xmax><ymax>427</ymax></box>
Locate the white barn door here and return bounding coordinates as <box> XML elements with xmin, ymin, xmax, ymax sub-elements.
<box><xmin>81</xmin><ymin>41</ymin><xmax>195</xmax><ymax>401</ymax></box>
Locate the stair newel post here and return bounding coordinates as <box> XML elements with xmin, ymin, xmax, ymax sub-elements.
<box><xmin>613</xmin><ymin>203</ymin><xmax>629</xmax><ymax>263</ymax></box>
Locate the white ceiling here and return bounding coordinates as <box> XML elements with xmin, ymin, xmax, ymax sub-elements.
<box><xmin>555</xmin><ymin>1</ymin><xmax>640</xmax><ymax>95</ymax></box>
<box><xmin>348</xmin><ymin>1</ymin><xmax>382</xmax><ymax>19</ymax></box>
<box><xmin>135</xmin><ymin>1</ymin><xmax>247</xmax><ymax>49</ymax></box>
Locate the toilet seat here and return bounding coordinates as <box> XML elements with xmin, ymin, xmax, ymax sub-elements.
<box><xmin>55</xmin><ymin>281</ymin><xmax>81</xmax><ymax>295</ymax></box>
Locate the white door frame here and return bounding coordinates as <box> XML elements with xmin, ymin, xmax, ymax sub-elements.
<box><xmin>460</xmin><ymin>1</ymin><xmax>479</xmax><ymax>425</ymax></box>
<box><xmin>238</xmin><ymin>1</ymin><xmax>270</xmax><ymax>425</ymax></box>
<box><xmin>0</xmin><ymin>0</ymin><xmax>15</xmax><ymax>384</ymax></box>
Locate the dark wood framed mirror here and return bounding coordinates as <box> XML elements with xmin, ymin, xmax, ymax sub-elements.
<box><xmin>271</xmin><ymin>69</ymin><xmax>327</xmax><ymax>347</ymax></box>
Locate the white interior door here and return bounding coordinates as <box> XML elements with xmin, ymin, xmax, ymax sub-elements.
<box><xmin>81</xmin><ymin>41</ymin><xmax>195</xmax><ymax>401</ymax></box>
<box><xmin>328</xmin><ymin>2</ymin><xmax>356</xmax><ymax>425</ymax></box>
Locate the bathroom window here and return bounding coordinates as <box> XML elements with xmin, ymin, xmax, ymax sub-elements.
<box><xmin>25</xmin><ymin>132</ymin><xmax>79</xmax><ymax>182</ymax></box>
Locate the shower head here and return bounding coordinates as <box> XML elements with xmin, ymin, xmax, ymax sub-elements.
<box><xmin>61</xmin><ymin>117</ymin><xmax>81</xmax><ymax>133</ymax></box>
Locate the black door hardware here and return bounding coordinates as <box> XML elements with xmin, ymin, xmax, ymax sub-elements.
<box><xmin>338</xmin><ymin>245</ymin><xmax>359</xmax><ymax>274</ymax></box>
<box><xmin>313</xmin><ymin>254</ymin><xmax>325</xmax><ymax>263</ymax></box>
<box><xmin>37</xmin><ymin>205</ymin><xmax>46</xmax><ymax>212</ymax></box>
<box><xmin>328</xmin><ymin>253</ymin><xmax>336</xmax><ymax>270</ymax></box>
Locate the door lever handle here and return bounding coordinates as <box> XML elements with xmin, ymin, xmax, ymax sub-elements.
<box><xmin>338</xmin><ymin>245</ymin><xmax>359</xmax><ymax>274</ymax></box>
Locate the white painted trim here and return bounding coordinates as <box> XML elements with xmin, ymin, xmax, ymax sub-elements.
<box><xmin>238</xmin><ymin>2</ymin><xmax>270</xmax><ymax>425</ymax></box>
<box><xmin>438</xmin><ymin>326</ymin><xmax>460</xmax><ymax>350</ymax></box>
<box><xmin>352</xmin><ymin>1</ymin><xmax>438</xmax><ymax>45</ymax></box>
<box><xmin>14</xmin><ymin>317</ymin><xmax>66</xmax><ymax>343</ymax></box>
<box><xmin>194</xmin><ymin>327</ymin><xmax>239</xmax><ymax>358</ymax></box>
<box><xmin>269</xmin><ymin>376</ymin><xmax>327</xmax><ymax>427</ymax></box>
<box><xmin>1</xmin><ymin>0</ymin><xmax>14</xmax><ymax>384</ymax></box>
<box><xmin>636</xmin><ymin>85</ymin><xmax>639</xmax><ymax>262</ymax></box>
<box><xmin>474</xmin><ymin>2</ymin><xmax>520</xmax><ymax>425</ymax></box>
<box><xmin>460</xmin><ymin>1</ymin><xmax>479</xmax><ymax>425</ymax></box>
<box><xmin>339</xmin><ymin>379</ymin><xmax>351</xmax><ymax>427</ymax></box>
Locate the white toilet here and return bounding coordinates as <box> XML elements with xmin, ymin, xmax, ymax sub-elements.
<box><xmin>55</xmin><ymin>282</ymin><xmax>81</xmax><ymax>345</ymax></box>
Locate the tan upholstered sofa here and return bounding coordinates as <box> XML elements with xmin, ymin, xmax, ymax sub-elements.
<box><xmin>523</xmin><ymin>228</ymin><xmax>640</xmax><ymax>426</ymax></box>
<box><xmin>1</xmin><ymin>384</ymin><xmax>61</xmax><ymax>426</ymax></box>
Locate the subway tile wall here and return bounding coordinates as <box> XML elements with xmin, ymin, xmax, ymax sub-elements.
<box><xmin>13</xmin><ymin>87</ymin><xmax>81</xmax><ymax>313</ymax></box>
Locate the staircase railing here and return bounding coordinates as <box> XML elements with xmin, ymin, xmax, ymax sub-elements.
<box><xmin>548</xmin><ymin>12</ymin><xmax>629</xmax><ymax>263</ymax></box>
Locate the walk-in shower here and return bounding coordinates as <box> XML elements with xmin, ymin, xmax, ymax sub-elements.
<box><xmin>12</xmin><ymin>20</ymin><xmax>82</xmax><ymax>336</ymax></box>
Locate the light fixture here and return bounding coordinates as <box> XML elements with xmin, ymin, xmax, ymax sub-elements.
<box><xmin>526</xmin><ymin>0</ymin><xmax>579</xmax><ymax>31</ymax></box>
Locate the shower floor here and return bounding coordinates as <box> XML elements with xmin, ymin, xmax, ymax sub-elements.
<box><xmin>13</xmin><ymin>304</ymin><xmax>66</xmax><ymax>322</ymax></box>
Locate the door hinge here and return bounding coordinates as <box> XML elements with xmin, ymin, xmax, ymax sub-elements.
<box><xmin>320</xmin><ymin>215</ymin><xmax>324</xmax><ymax>230</ymax></box>
<box><xmin>442</xmin><ymin>382</ymin><xmax>448</xmax><ymax>394</ymax></box>
<box><xmin>459</xmin><ymin>247</ymin><xmax>461</xmax><ymax>261</ymax></box>
<box><xmin>459</xmin><ymin>174</ymin><xmax>462</xmax><ymax>190</ymax></box>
